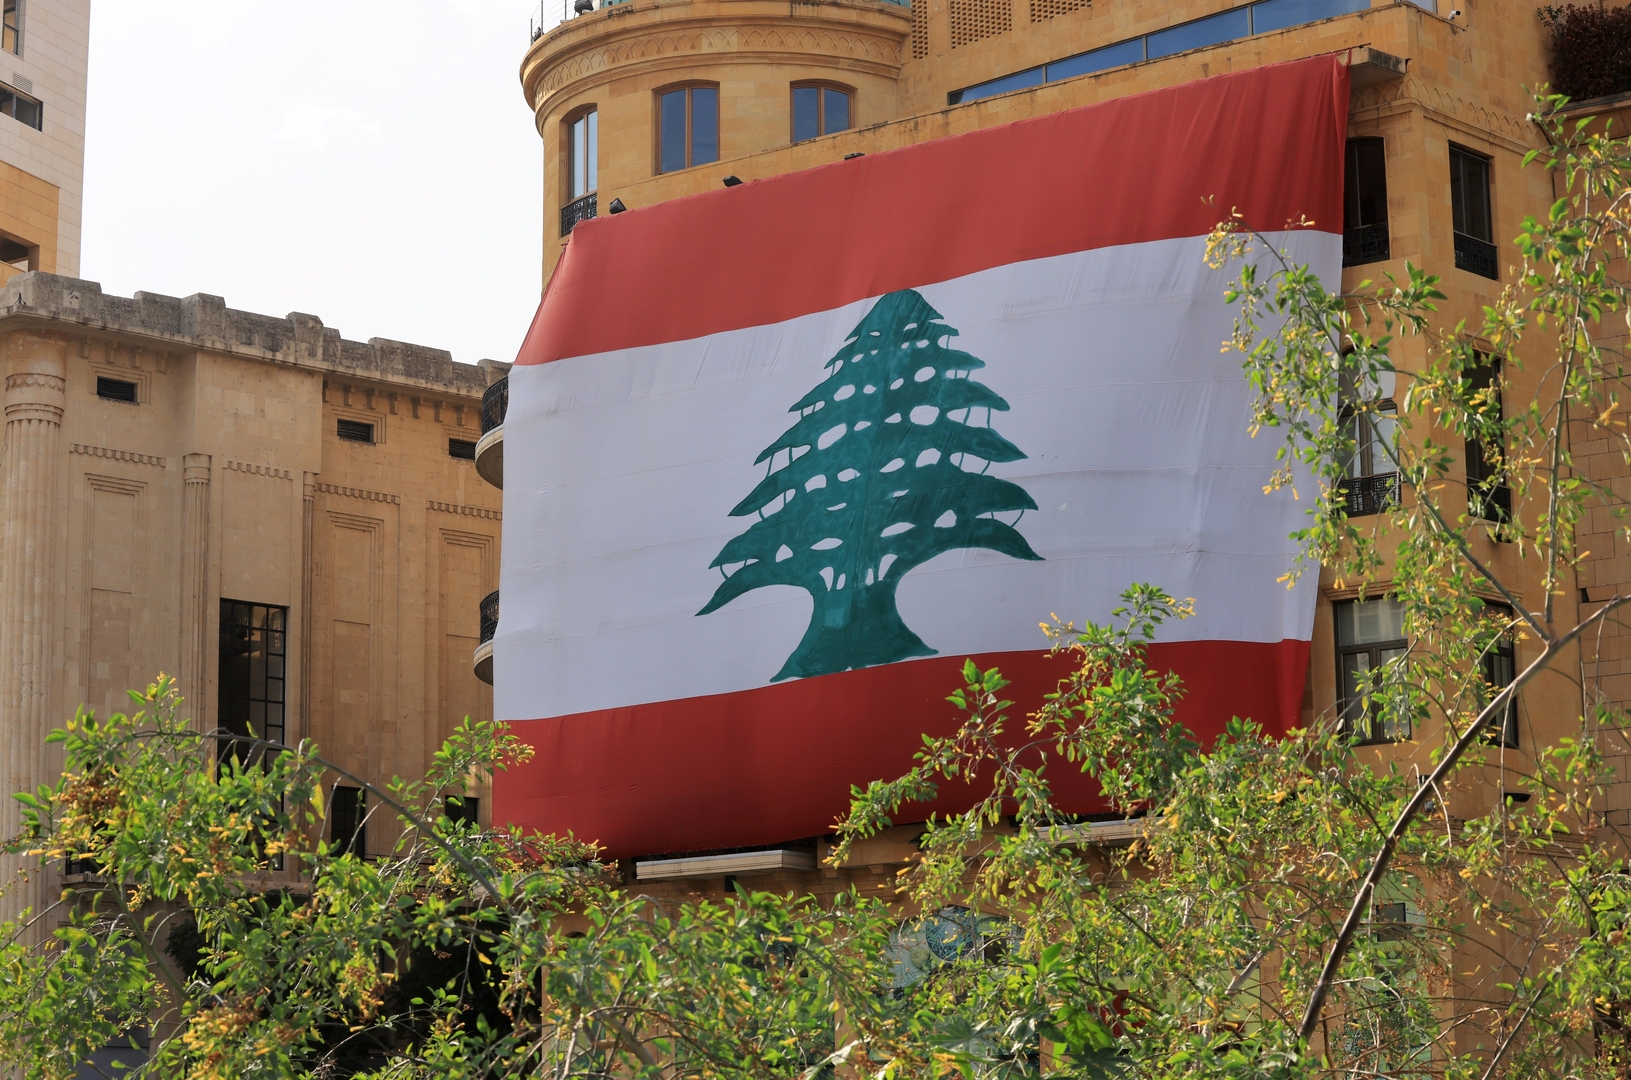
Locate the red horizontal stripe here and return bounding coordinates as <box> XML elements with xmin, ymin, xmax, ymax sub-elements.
<box><xmin>516</xmin><ymin>56</ymin><xmax>1348</xmax><ymax>367</ymax></box>
<box><xmin>493</xmin><ymin>639</ymin><xmax>1310</xmax><ymax>857</ymax></box>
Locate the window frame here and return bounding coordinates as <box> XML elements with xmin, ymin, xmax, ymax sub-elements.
<box><xmin>1334</xmin><ymin>596</ymin><xmax>1410</xmax><ymax>745</ymax></box>
<box><xmin>216</xmin><ymin>600</ymin><xmax>289</xmax><ymax>772</ymax></box>
<box><xmin>790</xmin><ymin>81</ymin><xmax>855</xmax><ymax>144</ymax></box>
<box><xmin>1338</xmin><ymin>364</ymin><xmax>1399</xmax><ymax>517</ymax></box>
<box><xmin>1478</xmin><ymin>602</ymin><xmax>1520</xmax><ymax>749</ymax></box>
<box><xmin>655</xmin><ymin>83</ymin><xmax>720</xmax><ymax>174</ymax></box>
<box><xmin>330</xmin><ymin>785</ymin><xmax>368</xmax><ymax>858</ymax></box>
<box><xmin>565</xmin><ymin>105</ymin><xmax>598</xmax><ymax>202</ymax></box>
<box><xmin>4</xmin><ymin>0</ymin><xmax>20</xmax><ymax>56</ymax></box>
<box><xmin>1342</xmin><ymin>136</ymin><xmax>1390</xmax><ymax>267</ymax></box>
<box><xmin>1449</xmin><ymin>142</ymin><xmax>1498</xmax><ymax>280</ymax></box>
<box><xmin>1462</xmin><ymin>353</ymin><xmax>1510</xmax><ymax>526</ymax></box>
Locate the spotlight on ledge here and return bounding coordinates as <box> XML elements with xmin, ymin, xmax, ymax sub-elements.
<box><xmin>722</xmin><ymin>175</ymin><xmax>743</xmax><ymax>187</ymax></box>
<box><xmin>607</xmin><ymin>198</ymin><xmax>628</xmax><ymax>214</ymax></box>
<box><xmin>844</xmin><ymin>152</ymin><xmax>866</xmax><ymax>160</ymax></box>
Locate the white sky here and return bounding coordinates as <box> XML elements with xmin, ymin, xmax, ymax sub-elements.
<box><xmin>82</xmin><ymin>0</ymin><xmax>566</xmax><ymax>368</ymax></box>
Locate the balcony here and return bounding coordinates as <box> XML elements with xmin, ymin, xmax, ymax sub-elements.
<box><xmin>561</xmin><ymin>192</ymin><xmax>597</xmax><ymax>236</ymax></box>
<box><xmin>1341</xmin><ymin>472</ymin><xmax>1399</xmax><ymax>517</ymax></box>
<box><xmin>474</xmin><ymin>589</ymin><xmax>498</xmax><ymax>685</ymax></box>
<box><xmin>1342</xmin><ymin>222</ymin><xmax>1389</xmax><ymax>267</ymax></box>
<box><xmin>475</xmin><ymin>376</ymin><xmax>507</xmax><ymax>490</ymax></box>
<box><xmin>1453</xmin><ymin>233</ymin><xmax>1498</xmax><ymax>281</ymax></box>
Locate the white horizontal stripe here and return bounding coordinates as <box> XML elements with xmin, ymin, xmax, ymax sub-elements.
<box><xmin>496</xmin><ymin>232</ymin><xmax>1332</xmax><ymax>720</ymax></box>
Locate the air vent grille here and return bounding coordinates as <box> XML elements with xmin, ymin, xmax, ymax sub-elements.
<box><xmin>950</xmin><ymin>0</ymin><xmax>1011</xmax><ymax>48</ymax></box>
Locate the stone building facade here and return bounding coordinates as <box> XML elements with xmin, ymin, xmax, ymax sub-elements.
<box><xmin>504</xmin><ymin>0</ymin><xmax>1631</xmax><ymax>896</ymax></box>
<box><xmin>0</xmin><ymin>272</ymin><xmax>505</xmax><ymax>929</ymax></box>
<box><xmin>0</xmin><ymin>0</ymin><xmax>88</xmax><ymax>278</ymax></box>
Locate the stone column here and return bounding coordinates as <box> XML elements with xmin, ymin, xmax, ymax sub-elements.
<box><xmin>301</xmin><ymin>472</ymin><xmax>314</xmax><ymax>746</ymax></box>
<box><xmin>179</xmin><ymin>454</ymin><xmax>211</xmax><ymax>718</ymax></box>
<box><xmin>0</xmin><ymin>332</ymin><xmax>66</xmax><ymax>935</ymax></box>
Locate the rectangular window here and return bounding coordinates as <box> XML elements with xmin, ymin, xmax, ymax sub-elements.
<box><xmin>448</xmin><ymin>437</ymin><xmax>477</xmax><ymax>460</ymax></box>
<box><xmin>1045</xmin><ymin>38</ymin><xmax>1143</xmax><ymax>82</ymax></box>
<box><xmin>3</xmin><ymin>0</ymin><xmax>18</xmax><ymax>55</ymax></box>
<box><xmin>217</xmin><ymin>601</ymin><xmax>287</xmax><ymax>770</ymax></box>
<box><xmin>1343</xmin><ymin>138</ymin><xmax>1390</xmax><ymax>266</ymax></box>
<box><xmin>1479</xmin><ymin>605</ymin><xmax>1519</xmax><ymax>749</ymax></box>
<box><xmin>0</xmin><ymin>82</ymin><xmax>40</xmax><ymax>130</ymax></box>
<box><xmin>336</xmin><ymin>418</ymin><xmax>375</xmax><ymax>443</ymax></box>
<box><xmin>792</xmin><ymin>85</ymin><xmax>853</xmax><ymax>143</ymax></box>
<box><xmin>1250</xmin><ymin>0</ymin><xmax>1368</xmax><ymax>34</ymax></box>
<box><xmin>1335</xmin><ymin>597</ymin><xmax>1409</xmax><ymax>744</ymax></box>
<box><xmin>330</xmin><ymin>785</ymin><xmax>367</xmax><ymax>857</ymax></box>
<box><xmin>569</xmin><ymin>109</ymin><xmax>597</xmax><ymax>200</ymax></box>
<box><xmin>96</xmin><ymin>377</ymin><xmax>138</xmax><ymax>404</ymax></box>
<box><xmin>1146</xmin><ymin>7</ymin><xmax>1249</xmax><ymax>60</ymax></box>
<box><xmin>1463</xmin><ymin>355</ymin><xmax>1510</xmax><ymax>524</ymax></box>
<box><xmin>1340</xmin><ymin>372</ymin><xmax>1398</xmax><ymax>517</ymax></box>
<box><xmin>1450</xmin><ymin>144</ymin><xmax>1497</xmax><ymax>280</ymax></box>
<box><xmin>445</xmin><ymin>794</ymin><xmax>480</xmax><ymax>826</ymax></box>
<box><xmin>658</xmin><ymin>86</ymin><xmax>719</xmax><ymax>173</ymax></box>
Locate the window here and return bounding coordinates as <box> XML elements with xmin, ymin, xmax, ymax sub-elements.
<box><xmin>336</xmin><ymin>418</ymin><xmax>375</xmax><ymax>443</ymax></box>
<box><xmin>562</xmin><ymin>108</ymin><xmax>598</xmax><ymax>236</ymax></box>
<box><xmin>1450</xmin><ymin>144</ymin><xmax>1497</xmax><ymax>279</ymax></box>
<box><xmin>3</xmin><ymin>0</ymin><xmax>18</xmax><ymax>55</ymax></box>
<box><xmin>791</xmin><ymin>85</ymin><xmax>852</xmax><ymax>143</ymax></box>
<box><xmin>445</xmin><ymin>795</ymin><xmax>480</xmax><ymax>826</ymax></box>
<box><xmin>217</xmin><ymin>601</ymin><xmax>287</xmax><ymax>770</ymax></box>
<box><xmin>96</xmin><ymin>377</ymin><xmax>138</xmax><ymax>404</ymax></box>
<box><xmin>0</xmin><ymin>82</ymin><xmax>40</xmax><ymax>130</ymax></box>
<box><xmin>1339</xmin><ymin>372</ymin><xmax>1398</xmax><ymax>517</ymax></box>
<box><xmin>1335</xmin><ymin>596</ymin><xmax>1409</xmax><ymax>744</ymax></box>
<box><xmin>1478</xmin><ymin>604</ymin><xmax>1519</xmax><ymax>748</ymax></box>
<box><xmin>0</xmin><ymin>235</ymin><xmax>32</xmax><ymax>273</ymax></box>
<box><xmin>1463</xmin><ymin>355</ymin><xmax>1510</xmax><ymax>524</ymax></box>
<box><xmin>330</xmin><ymin>785</ymin><xmax>367</xmax><ymax>857</ymax></box>
<box><xmin>448</xmin><ymin>437</ymin><xmax>477</xmax><ymax>460</ymax></box>
<box><xmin>1343</xmin><ymin>138</ymin><xmax>1390</xmax><ymax>266</ymax></box>
<box><xmin>658</xmin><ymin>85</ymin><xmax>718</xmax><ymax>173</ymax></box>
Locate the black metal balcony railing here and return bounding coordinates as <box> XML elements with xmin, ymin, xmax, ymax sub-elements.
<box><xmin>561</xmin><ymin>192</ymin><xmax>597</xmax><ymax>237</ymax></box>
<box><xmin>481</xmin><ymin>377</ymin><xmax>508</xmax><ymax>435</ymax></box>
<box><xmin>480</xmin><ymin>590</ymin><xmax>499</xmax><ymax>646</ymax></box>
<box><xmin>1471</xmin><ymin>482</ymin><xmax>1512</xmax><ymax>524</ymax></box>
<box><xmin>1453</xmin><ymin>233</ymin><xmax>1498</xmax><ymax>281</ymax></box>
<box><xmin>1341</xmin><ymin>222</ymin><xmax>1390</xmax><ymax>267</ymax></box>
<box><xmin>1340</xmin><ymin>472</ymin><xmax>1399</xmax><ymax>517</ymax></box>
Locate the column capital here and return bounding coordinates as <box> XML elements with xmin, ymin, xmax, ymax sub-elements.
<box><xmin>183</xmin><ymin>453</ymin><xmax>212</xmax><ymax>484</ymax></box>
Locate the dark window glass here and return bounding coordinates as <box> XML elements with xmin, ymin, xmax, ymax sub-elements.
<box><xmin>1450</xmin><ymin>145</ymin><xmax>1493</xmax><ymax>242</ymax></box>
<box><xmin>951</xmin><ymin>66</ymin><xmax>1045</xmax><ymax>105</ymax></box>
<box><xmin>690</xmin><ymin>86</ymin><xmax>718</xmax><ymax>165</ymax></box>
<box><xmin>3</xmin><ymin>0</ymin><xmax>17</xmax><ymax>54</ymax></box>
<box><xmin>1335</xmin><ymin>597</ymin><xmax>1409</xmax><ymax>744</ymax></box>
<box><xmin>0</xmin><ymin>84</ymin><xmax>41</xmax><ymax>130</ymax></box>
<box><xmin>445</xmin><ymin>795</ymin><xmax>480</xmax><ymax>826</ymax></box>
<box><xmin>792</xmin><ymin>86</ymin><xmax>819</xmax><ymax>143</ymax></box>
<box><xmin>96</xmin><ymin>377</ymin><xmax>137</xmax><ymax>404</ymax></box>
<box><xmin>1343</xmin><ymin>137</ymin><xmax>1390</xmax><ymax>266</ymax></box>
<box><xmin>217</xmin><ymin>600</ymin><xmax>287</xmax><ymax>770</ymax></box>
<box><xmin>336</xmin><ymin>418</ymin><xmax>374</xmax><ymax>443</ymax></box>
<box><xmin>1045</xmin><ymin>38</ymin><xmax>1143</xmax><ymax>81</ymax></box>
<box><xmin>1146</xmin><ymin>7</ymin><xmax>1249</xmax><ymax>59</ymax></box>
<box><xmin>660</xmin><ymin>89</ymin><xmax>688</xmax><ymax>173</ymax></box>
<box><xmin>1250</xmin><ymin>0</ymin><xmax>1367</xmax><ymax>34</ymax></box>
<box><xmin>449</xmin><ymin>438</ymin><xmax>477</xmax><ymax>460</ymax></box>
<box><xmin>569</xmin><ymin>109</ymin><xmax>597</xmax><ymax>200</ymax></box>
<box><xmin>1463</xmin><ymin>355</ymin><xmax>1510</xmax><ymax>525</ymax></box>
<box><xmin>822</xmin><ymin>87</ymin><xmax>850</xmax><ymax>133</ymax></box>
<box><xmin>1479</xmin><ymin>605</ymin><xmax>1519</xmax><ymax>748</ymax></box>
<box><xmin>331</xmin><ymin>785</ymin><xmax>367</xmax><ymax>857</ymax></box>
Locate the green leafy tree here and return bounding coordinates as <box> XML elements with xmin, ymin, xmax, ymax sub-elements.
<box><xmin>699</xmin><ymin>288</ymin><xmax>1041</xmax><ymax>681</ymax></box>
<box><xmin>8</xmin><ymin>91</ymin><xmax>1631</xmax><ymax>1080</ymax></box>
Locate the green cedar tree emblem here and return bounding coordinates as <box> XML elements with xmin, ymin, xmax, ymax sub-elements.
<box><xmin>697</xmin><ymin>288</ymin><xmax>1041</xmax><ymax>681</ymax></box>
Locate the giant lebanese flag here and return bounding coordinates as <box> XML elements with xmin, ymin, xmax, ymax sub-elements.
<box><xmin>495</xmin><ymin>56</ymin><xmax>1348</xmax><ymax>857</ymax></box>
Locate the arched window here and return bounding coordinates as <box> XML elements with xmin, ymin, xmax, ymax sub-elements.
<box><xmin>657</xmin><ymin>85</ymin><xmax>718</xmax><ymax>173</ymax></box>
<box><xmin>791</xmin><ymin>83</ymin><xmax>853</xmax><ymax>143</ymax></box>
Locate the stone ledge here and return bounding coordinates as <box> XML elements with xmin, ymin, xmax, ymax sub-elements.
<box><xmin>0</xmin><ymin>272</ymin><xmax>500</xmax><ymax>397</ymax></box>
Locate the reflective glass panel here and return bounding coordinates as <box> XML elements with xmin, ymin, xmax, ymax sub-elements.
<box><xmin>1045</xmin><ymin>39</ymin><xmax>1143</xmax><ymax>82</ymax></box>
<box><xmin>1146</xmin><ymin>8</ymin><xmax>1249</xmax><ymax>60</ymax></box>
<box><xmin>660</xmin><ymin>90</ymin><xmax>687</xmax><ymax>173</ymax></box>
<box><xmin>690</xmin><ymin>86</ymin><xmax>719</xmax><ymax>165</ymax></box>
<box><xmin>1250</xmin><ymin>0</ymin><xmax>1366</xmax><ymax>34</ymax></box>
<box><xmin>793</xmin><ymin>86</ymin><xmax>819</xmax><ymax>142</ymax></box>
<box><xmin>823</xmin><ymin>88</ymin><xmax>850</xmax><ymax>134</ymax></box>
<box><xmin>1336</xmin><ymin>597</ymin><xmax>1407</xmax><ymax>647</ymax></box>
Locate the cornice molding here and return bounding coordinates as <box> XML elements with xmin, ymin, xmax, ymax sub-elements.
<box><xmin>427</xmin><ymin>499</ymin><xmax>502</xmax><ymax>521</ymax></box>
<box><xmin>71</xmin><ymin>443</ymin><xmax>165</xmax><ymax>468</ymax></box>
<box><xmin>224</xmin><ymin>460</ymin><xmax>293</xmax><ymax>479</ymax></box>
<box><xmin>315</xmin><ymin>481</ymin><xmax>399</xmax><ymax>505</ymax></box>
